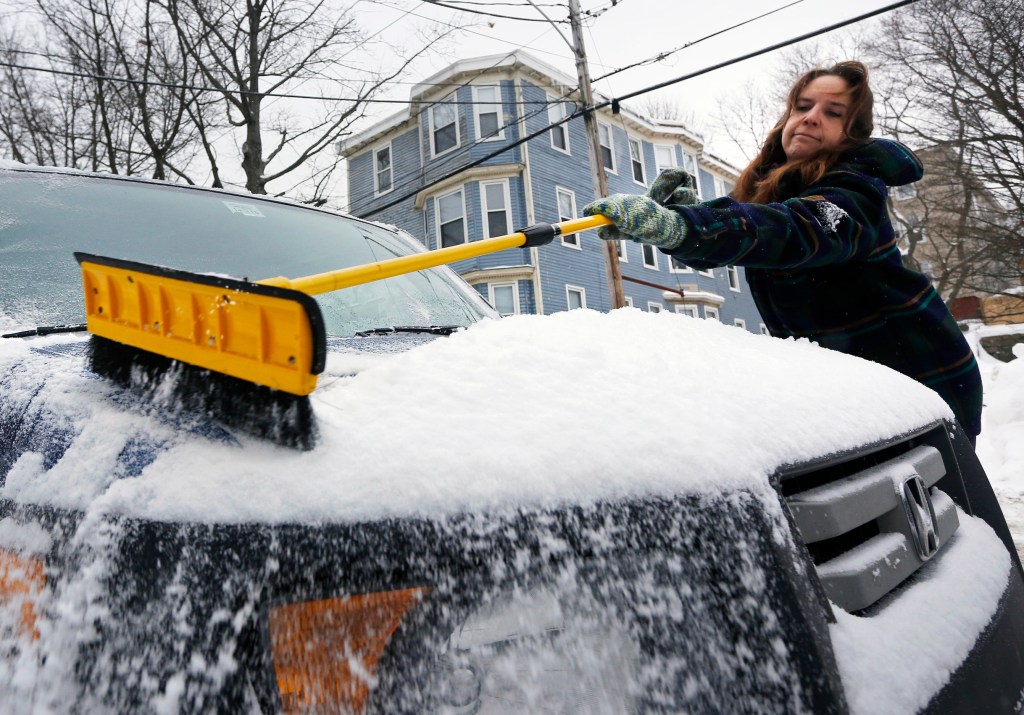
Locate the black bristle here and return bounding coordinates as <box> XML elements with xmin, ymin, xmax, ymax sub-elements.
<box><xmin>87</xmin><ymin>335</ymin><xmax>318</xmax><ymax>450</ymax></box>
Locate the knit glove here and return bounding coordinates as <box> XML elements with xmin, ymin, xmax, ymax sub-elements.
<box><xmin>648</xmin><ymin>167</ymin><xmax>699</xmax><ymax>207</ymax></box>
<box><xmin>582</xmin><ymin>194</ymin><xmax>689</xmax><ymax>249</ymax></box>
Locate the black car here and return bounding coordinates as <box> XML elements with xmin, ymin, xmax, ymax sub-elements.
<box><xmin>2</xmin><ymin>165</ymin><xmax>1023</xmax><ymax>714</ymax></box>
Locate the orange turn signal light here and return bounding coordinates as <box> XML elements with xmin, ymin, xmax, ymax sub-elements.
<box><xmin>268</xmin><ymin>586</ymin><xmax>428</xmax><ymax>714</ymax></box>
<box><xmin>0</xmin><ymin>549</ymin><xmax>45</xmax><ymax>641</ymax></box>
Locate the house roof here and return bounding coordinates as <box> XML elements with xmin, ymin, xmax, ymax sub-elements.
<box><xmin>336</xmin><ymin>50</ymin><xmax>710</xmax><ymax>159</ymax></box>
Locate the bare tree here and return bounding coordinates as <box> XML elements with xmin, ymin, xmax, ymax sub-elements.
<box><xmin>161</xmin><ymin>0</ymin><xmax>458</xmax><ymax>198</ymax></box>
<box><xmin>869</xmin><ymin>0</ymin><xmax>1023</xmax><ymax>300</ymax></box>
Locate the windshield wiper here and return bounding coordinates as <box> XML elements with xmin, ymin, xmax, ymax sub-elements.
<box><xmin>2</xmin><ymin>323</ymin><xmax>88</xmax><ymax>339</ymax></box>
<box><xmin>354</xmin><ymin>325</ymin><xmax>462</xmax><ymax>337</ymax></box>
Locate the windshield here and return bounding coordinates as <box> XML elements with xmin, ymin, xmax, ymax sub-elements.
<box><xmin>0</xmin><ymin>169</ymin><xmax>490</xmax><ymax>336</ymax></box>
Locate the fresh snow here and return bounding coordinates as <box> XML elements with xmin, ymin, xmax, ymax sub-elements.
<box><xmin>1</xmin><ymin>308</ymin><xmax>953</xmax><ymax>523</ymax></box>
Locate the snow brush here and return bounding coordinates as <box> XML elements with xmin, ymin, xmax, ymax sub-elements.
<box><xmin>75</xmin><ymin>214</ymin><xmax>612</xmax><ymax>450</ymax></box>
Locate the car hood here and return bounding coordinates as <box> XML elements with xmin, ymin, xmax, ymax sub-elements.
<box><xmin>0</xmin><ymin>309</ymin><xmax>953</xmax><ymax>524</ymax></box>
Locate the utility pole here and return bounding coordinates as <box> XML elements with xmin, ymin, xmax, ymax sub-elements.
<box><xmin>567</xmin><ymin>0</ymin><xmax>625</xmax><ymax>309</ymax></box>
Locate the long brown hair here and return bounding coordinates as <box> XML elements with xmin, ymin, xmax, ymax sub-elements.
<box><xmin>732</xmin><ymin>61</ymin><xmax>874</xmax><ymax>203</ymax></box>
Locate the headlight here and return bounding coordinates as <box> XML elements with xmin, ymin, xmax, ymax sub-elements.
<box><xmin>428</xmin><ymin>587</ymin><xmax>641</xmax><ymax>714</ymax></box>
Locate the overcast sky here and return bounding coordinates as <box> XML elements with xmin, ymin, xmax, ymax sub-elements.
<box><xmin>348</xmin><ymin>0</ymin><xmax>902</xmax><ymax>166</ymax></box>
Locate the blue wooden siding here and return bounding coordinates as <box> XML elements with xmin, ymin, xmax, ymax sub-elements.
<box><xmin>344</xmin><ymin>72</ymin><xmax>765</xmax><ymax>330</ymax></box>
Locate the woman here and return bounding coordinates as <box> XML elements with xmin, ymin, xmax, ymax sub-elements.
<box><xmin>583</xmin><ymin>61</ymin><xmax>982</xmax><ymax>441</ymax></box>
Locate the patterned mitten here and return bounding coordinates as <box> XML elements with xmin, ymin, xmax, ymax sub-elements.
<box><xmin>647</xmin><ymin>168</ymin><xmax>699</xmax><ymax>207</ymax></box>
<box><xmin>582</xmin><ymin>194</ymin><xmax>689</xmax><ymax>249</ymax></box>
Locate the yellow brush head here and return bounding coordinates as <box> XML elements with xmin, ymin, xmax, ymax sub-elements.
<box><xmin>75</xmin><ymin>253</ymin><xmax>326</xmax><ymax>396</ymax></box>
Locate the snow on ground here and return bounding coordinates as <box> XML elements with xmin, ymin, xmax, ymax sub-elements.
<box><xmin>974</xmin><ymin>335</ymin><xmax>1024</xmax><ymax>562</ymax></box>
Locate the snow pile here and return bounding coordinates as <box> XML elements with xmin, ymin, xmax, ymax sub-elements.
<box><xmin>976</xmin><ymin>337</ymin><xmax>1024</xmax><ymax>557</ymax></box>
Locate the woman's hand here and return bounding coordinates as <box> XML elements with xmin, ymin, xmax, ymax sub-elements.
<box><xmin>582</xmin><ymin>194</ymin><xmax>689</xmax><ymax>249</ymax></box>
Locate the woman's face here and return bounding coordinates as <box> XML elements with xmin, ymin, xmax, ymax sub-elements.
<box><xmin>781</xmin><ymin>75</ymin><xmax>851</xmax><ymax>161</ymax></box>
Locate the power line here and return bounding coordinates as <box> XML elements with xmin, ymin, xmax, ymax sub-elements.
<box><xmin>418</xmin><ymin>0</ymin><xmax>566</xmax><ymax>22</ymax></box>
<box><xmin>591</xmin><ymin>0</ymin><xmax>807</xmax><ymax>84</ymax></box>
<box><xmin>354</xmin><ymin>0</ymin><xmax>921</xmax><ymax>220</ymax></box>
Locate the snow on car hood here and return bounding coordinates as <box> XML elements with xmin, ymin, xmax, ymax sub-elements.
<box><xmin>0</xmin><ymin>308</ymin><xmax>953</xmax><ymax>524</ymax></box>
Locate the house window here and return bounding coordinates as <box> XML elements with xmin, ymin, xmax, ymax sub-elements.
<box><xmin>727</xmin><ymin>265</ymin><xmax>741</xmax><ymax>291</ymax></box>
<box><xmin>642</xmin><ymin>243</ymin><xmax>658</xmax><ymax>269</ymax></box>
<box><xmin>489</xmin><ymin>282</ymin><xmax>519</xmax><ymax>316</ymax></box>
<box><xmin>704</xmin><ymin>306</ymin><xmax>720</xmax><ymax>321</ymax></box>
<box><xmin>654</xmin><ymin>144</ymin><xmax>675</xmax><ymax>176</ymax></box>
<box><xmin>374</xmin><ymin>145</ymin><xmax>392</xmax><ymax>195</ymax></box>
<box><xmin>760</xmin><ymin>323</ymin><xmax>770</xmax><ymax>335</ymax></box>
<box><xmin>474</xmin><ymin>85</ymin><xmax>503</xmax><ymax>140</ymax></box>
<box><xmin>566</xmin><ymin>285</ymin><xmax>586</xmax><ymax>310</ymax></box>
<box><xmin>682</xmin><ymin>152</ymin><xmax>699</xmax><ymax>195</ymax></box>
<box><xmin>436</xmin><ymin>189</ymin><xmax>466</xmax><ymax>248</ymax></box>
<box><xmin>628</xmin><ymin>138</ymin><xmax>645</xmax><ymax>184</ymax></box>
<box><xmin>676</xmin><ymin>305</ymin><xmax>699</xmax><ymax>318</ymax></box>
<box><xmin>616</xmin><ymin>239</ymin><xmax>628</xmax><ymax>262</ymax></box>
<box><xmin>669</xmin><ymin>256</ymin><xmax>692</xmax><ymax>273</ymax></box>
<box><xmin>548</xmin><ymin>96</ymin><xmax>569</xmax><ymax>153</ymax></box>
<box><xmin>430</xmin><ymin>95</ymin><xmax>459</xmax><ymax>156</ymax></box>
<box><xmin>598</xmin><ymin>122</ymin><xmax>615</xmax><ymax>172</ymax></box>
<box><xmin>624</xmin><ymin>296</ymin><xmax>634</xmax><ymax>308</ymax></box>
<box><xmin>482</xmin><ymin>180</ymin><xmax>511</xmax><ymax>238</ymax></box>
<box><xmin>699</xmin><ymin>266</ymin><xmax>715</xmax><ymax>278</ymax></box>
<box><xmin>557</xmin><ymin>188</ymin><xmax>580</xmax><ymax>248</ymax></box>
<box><xmin>734</xmin><ymin>318</ymin><xmax>746</xmax><ymax>330</ymax></box>
<box><xmin>647</xmin><ymin>301</ymin><xmax>663</xmax><ymax>313</ymax></box>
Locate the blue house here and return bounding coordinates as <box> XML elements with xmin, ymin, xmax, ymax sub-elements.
<box><xmin>338</xmin><ymin>51</ymin><xmax>764</xmax><ymax>332</ymax></box>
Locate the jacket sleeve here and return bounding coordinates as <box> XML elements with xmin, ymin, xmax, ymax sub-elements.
<box><xmin>663</xmin><ymin>167</ymin><xmax>894</xmax><ymax>270</ymax></box>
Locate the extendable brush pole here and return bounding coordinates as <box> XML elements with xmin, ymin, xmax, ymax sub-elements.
<box><xmin>76</xmin><ymin>215</ymin><xmax>612</xmax><ymax>449</ymax></box>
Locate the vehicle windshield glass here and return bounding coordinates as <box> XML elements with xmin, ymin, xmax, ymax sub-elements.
<box><xmin>0</xmin><ymin>170</ymin><xmax>489</xmax><ymax>336</ymax></box>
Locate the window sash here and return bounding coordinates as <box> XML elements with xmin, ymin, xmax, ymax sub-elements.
<box><xmin>438</xmin><ymin>191</ymin><xmax>465</xmax><ymax>247</ymax></box>
<box><xmin>598</xmin><ymin>123</ymin><xmax>614</xmax><ymax>171</ymax></box>
<box><xmin>374</xmin><ymin>147</ymin><xmax>392</xmax><ymax>194</ymax></box>
<box><xmin>629</xmin><ymin>139</ymin><xmax>645</xmax><ymax>183</ymax></box>
<box><xmin>548</xmin><ymin>98</ymin><xmax>569</xmax><ymax>151</ymax></box>
<box><xmin>475</xmin><ymin>86</ymin><xmax>502</xmax><ymax>139</ymax></box>
<box><xmin>432</xmin><ymin>100</ymin><xmax>458</xmax><ymax>155</ymax></box>
<box><xmin>483</xmin><ymin>182</ymin><xmax>510</xmax><ymax>238</ymax></box>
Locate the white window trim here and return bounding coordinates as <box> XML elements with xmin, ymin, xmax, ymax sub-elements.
<box><xmin>642</xmin><ymin>243</ymin><xmax>659</xmax><ymax>270</ymax></box>
<box><xmin>760</xmin><ymin>323</ymin><xmax>770</xmax><ymax>335</ymax></box>
<box><xmin>489</xmin><ymin>281</ymin><xmax>520</xmax><ymax>316</ymax></box>
<box><xmin>683</xmin><ymin>151</ymin><xmax>701</xmax><ymax>198</ymax></box>
<box><xmin>699</xmin><ymin>266</ymin><xmax>715</xmax><ymax>278</ymax></box>
<box><xmin>734</xmin><ymin>318</ymin><xmax>746</xmax><ymax>330</ymax></box>
<box><xmin>556</xmin><ymin>187</ymin><xmax>581</xmax><ymax>250</ymax></box>
<box><xmin>434</xmin><ymin>186</ymin><xmax>467</xmax><ymax>249</ymax></box>
<box><xmin>628</xmin><ymin>136</ymin><xmax>646</xmax><ymax>186</ymax></box>
<box><xmin>429</xmin><ymin>93</ymin><xmax>460</xmax><ymax>158</ymax></box>
<box><xmin>727</xmin><ymin>265</ymin><xmax>741</xmax><ymax>292</ymax></box>
<box><xmin>373</xmin><ymin>142</ymin><xmax>393</xmax><ymax>197</ymax></box>
<box><xmin>617</xmin><ymin>239</ymin><xmax>629</xmax><ymax>262</ymax></box>
<box><xmin>647</xmin><ymin>301</ymin><xmax>663</xmax><ymax>313</ymax></box>
<box><xmin>676</xmin><ymin>305</ymin><xmax>699</xmax><ymax>318</ymax></box>
<box><xmin>481</xmin><ymin>179</ymin><xmax>513</xmax><ymax>239</ymax></box>
<box><xmin>668</xmin><ymin>256</ymin><xmax>692</xmax><ymax>273</ymax></box>
<box><xmin>547</xmin><ymin>95</ymin><xmax>571</xmax><ymax>155</ymax></box>
<box><xmin>654</xmin><ymin>144</ymin><xmax>676</xmax><ymax>177</ymax></box>
<box><xmin>472</xmin><ymin>84</ymin><xmax>504</xmax><ymax>142</ymax></box>
<box><xmin>566</xmin><ymin>284</ymin><xmax>587</xmax><ymax>310</ymax></box>
<box><xmin>624</xmin><ymin>296</ymin><xmax>634</xmax><ymax>308</ymax></box>
<box><xmin>704</xmin><ymin>306</ymin><xmax>720</xmax><ymax>321</ymax></box>
<box><xmin>598</xmin><ymin>121</ymin><xmax>616</xmax><ymax>174</ymax></box>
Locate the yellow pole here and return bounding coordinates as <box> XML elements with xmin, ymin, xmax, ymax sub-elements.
<box><xmin>258</xmin><ymin>215</ymin><xmax>612</xmax><ymax>296</ymax></box>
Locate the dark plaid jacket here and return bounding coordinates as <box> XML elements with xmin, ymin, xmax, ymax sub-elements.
<box><xmin>665</xmin><ymin>138</ymin><xmax>982</xmax><ymax>436</ymax></box>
